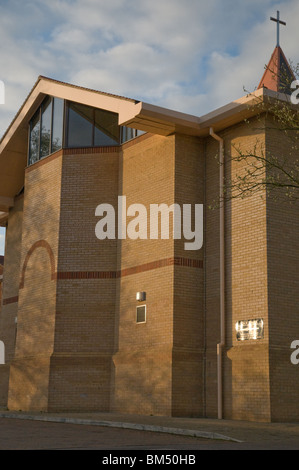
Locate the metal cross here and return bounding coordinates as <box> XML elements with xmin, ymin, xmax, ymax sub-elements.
<box><xmin>270</xmin><ymin>11</ymin><xmax>286</xmax><ymax>47</ymax></box>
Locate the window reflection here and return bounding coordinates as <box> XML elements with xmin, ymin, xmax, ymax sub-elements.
<box><xmin>29</xmin><ymin>96</ymin><xmax>63</xmax><ymax>165</ymax></box>
<box><xmin>29</xmin><ymin>109</ymin><xmax>40</xmax><ymax>165</ymax></box>
<box><xmin>67</xmin><ymin>102</ymin><xmax>119</xmax><ymax>147</ymax></box>
<box><xmin>52</xmin><ymin>98</ymin><xmax>64</xmax><ymax>153</ymax></box>
<box><xmin>67</xmin><ymin>102</ymin><xmax>93</xmax><ymax>148</ymax></box>
<box><xmin>121</xmin><ymin>127</ymin><xmax>145</xmax><ymax>143</ymax></box>
<box><xmin>28</xmin><ymin>95</ymin><xmax>146</xmax><ymax>166</ymax></box>
<box><xmin>40</xmin><ymin>96</ymin><xmax>52</xmax><ymax>158</ymax></box>
<box><xmin>94</xmin><ymin>108</ymin><xmax>119</xmax><ymax>146</ymax></box>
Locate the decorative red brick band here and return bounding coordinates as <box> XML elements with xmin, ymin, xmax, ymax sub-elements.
<box><xmin>2</xmin><ymin>296</ymin><xmax>19</xmax><ymax>306</ymax></box>
<box><xmin>120</xmin><ymin>257</ymin><xmax>203</xmax><ymax>277</ymax></box>
<box><xmin>56</xmin><ymin>257</ymin><xmax>203</xmax><ymax>281</ymax></box>
<box><xmin>63</xmin><ymin>146</ymin><xmax>119</xmax><ymax>155</ymax></box>
<box><xmin>19</xmin><ymin>246</ymin><xmax>202</xmax><ymax>289</ymax></box>
<box><xmin>19</xmin><ymin>240</ymin><xmax>56</xmax><ymax>289</ymax></box>
<box><xmin>57</xmin><ymin>271</ymin><xmax>118</xmax><ymax>280</ymax></box>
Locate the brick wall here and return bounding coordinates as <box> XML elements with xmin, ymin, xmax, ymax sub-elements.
<box><xmin>2</xmin><ymin>113</ymin><xmax>298</xmax><ymax>421</ymax></box>
<box><xmin>8</xmin><ymin>153</ymin><xmax>62</xmax><ymax>411</ymax></box>
<box><xmin>113</xmin><ymin>134</ymin><xmax>176</xmax><ymax>416</ymax></box>
<box><xmin>265</xmin><ymin>116</ymin><xmax>299</xmax><ymax>422</ymax></box>
<box><xmin>172</xmin><ymin>134</ymin><xmax>204</xmax><ymax>416</ymax></box>
<box><xmin>49</xmin><ymin>147</ymin><xmax>120</xmax><ymax>411</ymax></box>
<box><xmin>0</xmin><ymin>196</ymin><xmax>23</xmax><ymax>406</ymax></box>
<box><xmin>205</xmin><ymin>118</ymin><xmax>271</xmax><ymax>421</ymax></box>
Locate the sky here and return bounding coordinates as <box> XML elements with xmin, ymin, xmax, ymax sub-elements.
<box><xmin>0</xmin><ymin>0</ymin><xmax>299</xmax><ymax>255</ymax></box>
<box><xmin>0</xmin><ymin>229</ymin><xmax>4</xmax><ymax>255</ymax></box>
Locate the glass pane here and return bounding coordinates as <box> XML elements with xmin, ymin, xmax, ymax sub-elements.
<box><xmin>122</xmin><ymin>127</ymin><xmax>137</xmax><ymax>143</ymax></box>
<box><xmin>94</xmin><ymin>109</ymin><xmax>119</xmax><ymax>146</ymax></box>
<box><xmin>29</xmin><ymin>109</ymin><xmax>40</xmax><ymax>165</ymax></box>
<box><xmin>67</xmin><ymin>102</ymin><xmax>93</xmax><ymax>148</ymax></box>
<box><xmin>52</xmin><ymin>98</ymin><xmax>64</xmax><ymax>152</ymax></box>
<box><xmin>121</xmin><ymin>126</ymin><xmax>133</xmax><ymax>143</ymax></box>
<box><xmin>121</xmin><ymin>127</ymin><xmax>146</xmax><ymax>143</ymax></box>
<box><xmin>40</xmin><ymin>96</ymin><xmax>52</xmax><ymax>158</ymax></box>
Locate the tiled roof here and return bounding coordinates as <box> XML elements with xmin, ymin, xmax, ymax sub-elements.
<box><xmin>258</xmin><ymin>46</ymin><xmax>296</xmax><ymax>94</ymax></box>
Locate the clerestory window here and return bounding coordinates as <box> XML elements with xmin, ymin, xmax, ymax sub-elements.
<box><xmin>28</xmin><ymin>96</ymin><xmax>145</xmax><ymax>166</ymax></box>
<box><xmin>66</xmin><ymin>102</ymin><xmax>119</xmax><ymax>148</ymax></box>
<box><xmin>28</xmin><ymin>96</ymin><xmax>64</xmax><ymax>166</ymax></box>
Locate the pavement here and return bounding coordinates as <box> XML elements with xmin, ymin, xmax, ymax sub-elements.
<box><xmin>1</xmin><ymin>408</ymin><xmax>299</xmax><ymax>446</ymax></box>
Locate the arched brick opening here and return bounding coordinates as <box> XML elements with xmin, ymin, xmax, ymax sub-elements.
<box><xmin>19</xmin><ymin>240</ymin><xmax>56</xmax><ymax>289</ymax></box>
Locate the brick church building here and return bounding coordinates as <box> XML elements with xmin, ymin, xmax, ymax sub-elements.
<box><xmin>0</xmin><ymin>42</ymin><xmax>298</xmax><ymax>422</ymax></box>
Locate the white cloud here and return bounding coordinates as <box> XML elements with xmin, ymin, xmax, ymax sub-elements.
<box><xmin>199</xmin><ymin>0</ymin><xmax>299</xmax><ymax>113</ymax></box>
<box><xmin>0</xmin><ymin>0</ymin><xmax>299</xmax><ymax>136</ymax></box>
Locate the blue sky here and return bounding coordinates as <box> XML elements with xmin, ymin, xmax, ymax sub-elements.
<box><xmin>0</xmin><ymin>228</ymin><xmax>4</xmax><ymax>255</ymax></box>
<box><xmin>0</xmin><ymin>0</ymin><xmax>299</xmax><ymax>255</ymax></box>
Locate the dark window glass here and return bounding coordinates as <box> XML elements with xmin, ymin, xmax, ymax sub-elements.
<box><xmin>40</xmin><ymin>96</ymin><xmax>52</xmax><ymax>158</ymax></box>
<box><xmin>136</xmin><ymin>305</ymin><xmax>146</xmax><ymax>323</ymax></box>
<box><xmin>29</xmin><ymin>109</ymin><xmax>40</xmax><ymax>165</ymax></box>
<box><xmin>94</xmin><ymin>109</ymin><xmax>119</xmax><ymax>146</ymax></box>
<box><xmin>52</xmin><ymin>98</ymin><xmax>64</xmax><ymax>152</ymax></box>
<box><xmin>67</xmin><ymin>102</ymin><xmax>93</xmax><ymax>147</ymax></box>
<box><xmin>28</xmin><ymin>96</ymin><xmax>65</xmax><ymax>165</ymax></box>
<box><xmin>121</xmin><ymin>127</ymin><xmax>145</xmax><ymax>143</ymax></box>
<box><xmin>28</xmin><ymin>96</ymin><xmax>147</xmax><ymax>166</ymax></box>
<box><xmin>122</xmin><ymin>127</ymin><xmax>134</xmax><ymax>142</ymax></box>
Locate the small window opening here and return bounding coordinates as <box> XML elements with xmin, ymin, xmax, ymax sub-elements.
<box><xmin>136</xmin><ymin>305</ymin><xmax>146</xmax><ymax>324</ymax></box>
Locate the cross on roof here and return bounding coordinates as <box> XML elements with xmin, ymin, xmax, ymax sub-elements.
<box><xmin>270</xmin><ymin>11</ymin><xmax>286</xmax><ymax>47</ymax></box>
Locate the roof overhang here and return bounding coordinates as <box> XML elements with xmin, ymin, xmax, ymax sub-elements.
<box><xmin>0</xmin><ymin>76</ymin><xmax>292</xmax><ymax>204</ymax></box>
<box><xmin>119</xmin><ymin>86</ymin><xmax>292</xmax><ymax>136</ymax></box>
<box><xmin>0</xmin><ymin>76</ymin><xmax>140</xmax><ymax>201</ymax></box>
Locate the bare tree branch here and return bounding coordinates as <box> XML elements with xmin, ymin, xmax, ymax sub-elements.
<box><xmin>212</xmin><ymin>61</ymin><xmax>299</xmax><ymax>207</ymax></box>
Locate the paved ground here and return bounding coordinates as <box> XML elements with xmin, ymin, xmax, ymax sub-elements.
<box><xmin>0</xmin><ymin>417</ymin><xmax>230</xmax><ymax>450</ymax></box>
<box><xmin>0</xmin><ymin>409</ymin><xmax>299</xmax><ymax>450</ymax></box>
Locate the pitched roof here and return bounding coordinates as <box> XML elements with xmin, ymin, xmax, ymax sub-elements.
<box><xmin>0</xmin><ymin>76</ymin><xmax>137</xmax><ymax>145</ymax></box>
<box><xmin>258</xmin><ymin>46</ymin><xmax>296</xmax><ymax>94</ymax></box>
<box><xmin>0</xmin><ymin>73</ymin><xmax>292</xmax><ymax>219</ymax></box>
